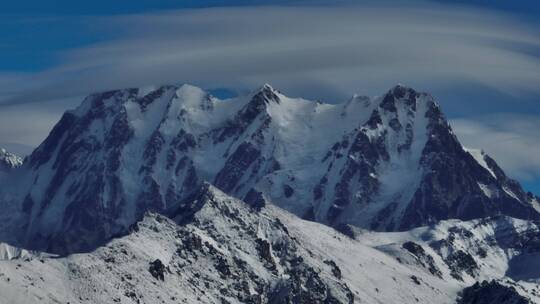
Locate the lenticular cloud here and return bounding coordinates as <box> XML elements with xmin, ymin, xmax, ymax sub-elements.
<box><xmin>2</xmin><ymin>2</ymin><xmax>540</xmax><ymax>104</ymax></box>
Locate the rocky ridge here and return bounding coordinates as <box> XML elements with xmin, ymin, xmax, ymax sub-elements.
<box><xmin>2</xmin><ymin>185</ymin><xmax>538</xmax><ymax>303</ymax></box>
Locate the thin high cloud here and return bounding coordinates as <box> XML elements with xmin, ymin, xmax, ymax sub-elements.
<box><xmin>1</xmin><ymin>1</ymin><xmax>540</xmax><ymax>104</ymax></box>
<box><xmin>1</xmin><ymin>0</ymin><xmax>540</xmax><ymax>186</ymax></box>
<box><xmin>452</xmin><ymin>114</ymin><xmax>540</xmax><ymax>182</ymax></box>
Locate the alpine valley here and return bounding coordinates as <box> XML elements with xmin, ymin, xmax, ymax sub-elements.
<box><xmin>0</xmin><ymin>84</ymin><xmax>539</xmax><ymax>303</ymax></box>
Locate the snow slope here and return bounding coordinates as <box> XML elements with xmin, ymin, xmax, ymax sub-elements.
<box><xmin>0</xmin><ymin>185</ymin><xmax>538</xmax><ymax>304</ymax></box>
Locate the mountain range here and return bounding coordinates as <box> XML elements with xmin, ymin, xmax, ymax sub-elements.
<box><xmin>0</xmin><ymin>84</ymin><xmax>539</xmax><ymax>303</ymax></box>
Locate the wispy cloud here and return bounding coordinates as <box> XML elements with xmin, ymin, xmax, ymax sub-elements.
<box><xmin>452</xmin><ymin>114</ymin><xmax>540</xmax><ymax>182</ymax></box>
<box><xmin>1</xmin><ymin>1</ymin><xmax>540</xmax><ymax>104</ymax></box>
<box><xmin>1</xmin><ymin>0</ymin><xmax>540</xmax><ymax>173</ymax></box>
<box><xmin>0</xmin><ymin>96</ymin><xmax>79</xmax><ymax>147</ymax></box>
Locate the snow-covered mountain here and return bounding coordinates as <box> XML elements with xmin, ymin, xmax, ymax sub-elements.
<box><xmin>1</xmin><ymin>185</ymin><xmax>537</xmax><ymax>303</ymax></box>
<box><xmin>0</xmin><ymin>148</ymin><xmax>23</xmax><ymax>186</ymax></box>
<box><xmin>0</xmin><ymin>148</ymin><xmax>22</xmax><ymax>172</ymax></box>
<box><xmin>0</xmin><ymin>84</ymin><xmax>538</xmax><ymax>254</ymax></box>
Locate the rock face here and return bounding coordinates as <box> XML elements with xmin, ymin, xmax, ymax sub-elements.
<box><xmin>402</xmin><ymin>241</ymin><xmax>442</xmax><ymax>278</ymax></box>
<box><xmin>170</xmin><ymin>183</ymin><xmax>356</xmax><ymax>303</ymax></box>
<box><xmin>458</xmin><ymin>280</ymin><xmax>531</xmax><ymax>304</ymax></box>
<box><xmin>1</xmin><ymin>84</ymin><xmax>539</xmax><ymax>253</ymax></box>
<box><xmin>148</xmin><ymin>259</ymin><xmax>167</xmax><ymax>281</ymax></box>
<box><xmin>362</xmin><ymin>215</ymin><xmax>540</xmax><ymax>292</ymax></box>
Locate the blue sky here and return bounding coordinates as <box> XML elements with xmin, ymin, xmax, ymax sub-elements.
<box><xmin>0</xmin><ymin>0</ymin><xmax>539</xmax><ymax>194</ymax></box>
<box><xmin>2</xmin><ymin>0</ymin><xmax>540</xmax><ymax>72</ymax></box>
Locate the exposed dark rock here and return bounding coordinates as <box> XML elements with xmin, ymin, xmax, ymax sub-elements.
<box><xmin>458</xmin><ymin>280</ymin><xmax>531</xmax><ymax>304</ymax></box>
<box><xmin>214</xmin><ymin>85</ymin><xmax>278</xmax><ymax>143</ymax></box>
<box><xmin>380</xmin><ymin>93</ymin><xmax>397</xmax><ymax>112</ymax></box>
<box><xmin>388</xmin><ymin>118</ymin><xmax>402</xmax><ymax>132</ymax></box>
<box><xmin>214</xmin><ymin>256</ymin><xmax>231</xmax><ymax>277</ymax></box>
<box><xmin>445</xmin><ymin>250</ymin><xmax>479</xmax><ymax>280</ymax></box>
<box><xmin>323</xmin><ymin>260</ymin><xmax>342</xmax><ymax>279</ymax></box>
<box><xmin>255</xmin><ymin>238</ymin><xmax>276</xmax><ymax>272</ymax></box>
<box><xmin>283</xmin><ymin>184</ymin><xmax>294</xmax><ymax>198</ymax></box>
<box><xmin>244</xmin><ymin>188</ymin><xmax>266</xmax><ymax>211</ymax></box>
<box><xmin>142</xmin><ymin>130</ymin><xmax>165</xmax><ymax>171</ymax></box>
<box><xmin>137</xmin><ymin>86</ymin><xmax>169</xmax><ymax>111</ymax></box>
<box><xmin>214</xmin><ymin>142</ymin><xmax>261</xmax><ymax>192</ymax></box>
<box><xmin>402</xmin><ymin>241</ymin><xmax>442</xmax><ymax>278</ymax></box>
<box><xmin>410</xmin><ymin>275</ymin><xmax>421</xmax><ymax>285</ymax></box>
<box><xmin>399</xmin><ymin>104</ymin><xmax>540</xmax><ymax>230</ymax></box>
<box><xmin>149</xmin><ymin>259</ymin><xmax>166</xmax><ymax>281</ymax></box>
<box><xmin>366</xmin><ymin>109</ymin><xmax>382</xmax><ymax>129</ymax></box>
<box><xmin>268</xmin><ymin>264</ymin><xmax>354</xmax><ymax>304</ymax></box>
<box><xmin>313</xmin><ymin>177</ymin><xmax>327</xmax><ymax>201</ymax></box>
<box><xmin>325</xmin><ymin>128</ymin><xmax>382</xmax><ymax>224</ymax></box>
<box><xmin>334</xmin><ymin>223</ymin><xmax>355</xmax><ymax>239</ymax></box>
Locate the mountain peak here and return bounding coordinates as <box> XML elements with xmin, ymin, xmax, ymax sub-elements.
<box><xmin>234</xmin><ymin>83</ymin><xmax>281</xmax><ymax>122</ymax></box>
<box><xmin>378</xmin><ymin>84</ymin><xmax>418</xmax><ymax>112</ymax></box>
<box><xmin>4</xmin><ymin>83</ymin><xmax>539</xmax><ymax>254</ymax></box>
<box><xmin>176</xmin><ymin>83</ymin><xmax>206</xmax><ymax>95</ymax></box>
<box><xmin>170</xmin><ymin>181</ymin><xmax>258</xmax><ymax>225</ymax></box>
<box><xmin>387</xmin><ymin>83</ymin><xmax>415</xmax><ymax>97</ymax></box>
<box><xmin>250</xmin><ymin>83</ymin><xmax>279</xmax><ymax>102</ymax></box>
<box><xmin>0</xmin><ymin>148</ymin><xmax>23</xmax><ymax>170</ymax></box>
<box><xmin>260</xmin><ymin>83</ymin><xmax>275</xmax><ymax>92</ymax></box>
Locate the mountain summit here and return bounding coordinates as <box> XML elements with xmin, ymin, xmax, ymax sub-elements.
<box><xmin>0</xmin><ymin>148</ymin><xmax>22</xmax><ymax>171</ymax></box>
<box><xmin>0</xmin><ymin>84</ymin><xmax>538</xmax><ymax>253</ymax></box>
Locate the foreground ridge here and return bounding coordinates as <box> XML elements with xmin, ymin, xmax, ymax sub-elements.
<box><xmin>1</xmin><ymin>185</ymin><xmax>538</xmax><ymax>303</ymax></box>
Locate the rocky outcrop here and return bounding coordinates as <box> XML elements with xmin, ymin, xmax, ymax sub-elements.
<box><xmin>148</xmin><ymin>259</ymin><xmax>167</xmax><ymax>281</ymax></box>
<box><xmin>458</xmin><ymin>280</ymin><xmax>531</xmax><ymax>304</ymax></box>
<box><xmin>402</xmin><ymin>241</ymin><xmax>442</xmax><ymax>278</ymax></box>
<box><xmin>169</xmin><ymin>184</ymin><xmax>355</xmax><ymax>304</ymax></box>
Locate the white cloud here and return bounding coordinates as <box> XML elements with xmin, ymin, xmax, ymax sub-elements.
<box><xmin>452</xmin><ymin>114</ymin><xmax>540</xmax><ymax>182</ymax></box>
<box><xmin>1</xmin><ymin>1</ymin><xmax>540</xmax><ymax>167</ymax></box>
<box><xmin>0</xmin><ymin>97</ymin><xmax>80</xmax><ymax>147</ymax></box>
<box><xmin>1</xmin><ymin>1</ymin><xmax>540</xmax><ymax>104</ymax></box>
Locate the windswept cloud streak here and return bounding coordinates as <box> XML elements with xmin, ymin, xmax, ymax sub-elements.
<box><xmin>1</xmin><ymin>0</ymin><xmax>540</xmax><ymax>185</ymax></box>
<box><xmin>452</xmin><ymin>114</ymin><xmax>540</xmax><ymax>182</ymax></box>
<box><xmin>0</xmin><ymin>96</ymin><xmax>79</xmax><ymax>146</ymax></box>
<box><xmin>1</xmin><ymin>1</ymin><xmax>540</xmax><ymax>104</ymax></box>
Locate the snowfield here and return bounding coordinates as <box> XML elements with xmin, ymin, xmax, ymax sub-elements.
<box><xmin>0</xmin><ymin>185</ymin><xmax>539</xmax><ymax>303</ymax></box>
